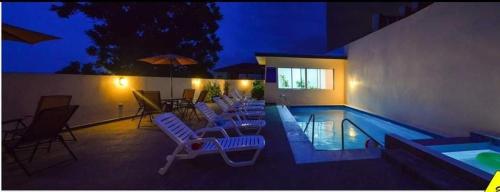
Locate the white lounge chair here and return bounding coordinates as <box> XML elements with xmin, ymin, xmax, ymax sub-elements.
<box><xmin>230</xmin><ymin>90</ymin><xmax>265</xmax><ymax>106</ymax></box>
<box><xmin>222</xmin><ymin>95</ymin><xmax>264</xmax><ymax>111</ymax></box>
<box><xmin>195</xmin><ymin>102</ymin><xmax>266</xmax><ymax>135</ymax></box>
<box><xmin>232</xmin><ymin>89</ymin><xmax>265</xmax><ymax>105</ymax></box>
<box><xmin>154</xmin><ymin>113</ymin><xmax>266</xmax><ymax>175</ymax></box>
<box><xmin>214</xmin><ymin>97</ymin><xmax>265</xmax><ymax>119</ymax></box>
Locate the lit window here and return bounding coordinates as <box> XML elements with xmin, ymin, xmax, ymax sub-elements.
<box><xmin>278</xmin><ymin>67</ymin><xmax>333</xmax><ymax>90</ymax></box>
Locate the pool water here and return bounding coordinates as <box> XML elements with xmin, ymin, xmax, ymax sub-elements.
<box><xmin>289</xmin><ymin>106</ymin><xmax>434</xmax><ymax>150</ymax></box>
<box><xmin>428</xmin><ymin>142</ymin><xmax>500</xmax><ymax>175</ymax></box>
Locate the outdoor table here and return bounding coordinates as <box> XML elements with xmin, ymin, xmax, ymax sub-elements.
<box><xmin>161</xmin><ymin>98</ymin><xmax>184</xmax><ymax>113</ymax></box>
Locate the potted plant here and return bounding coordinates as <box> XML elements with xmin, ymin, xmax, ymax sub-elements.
<box><xmin>251</xmin><ymin>80</ymin><xmax>264</xmax><ymax>100</ymax></box>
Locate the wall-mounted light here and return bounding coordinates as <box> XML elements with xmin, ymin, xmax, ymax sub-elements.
<box><xmin>115</xmin><ymin>77</ymin><xmax>128</xmax><ymax>87</ymax></box>
<box><xmin>192</xmin><ymin>78</ymin><xmax>201</xmax><ymax>88</ymax></box>
<box><xmin>241</xmin><ymin>79</ymin><xmax>249</xmax><ymax>87</ymax></box>
<box><xmin>349</xmin><ymin>78</ymin><xmax>360</xmax><ymax>90</ymax></box>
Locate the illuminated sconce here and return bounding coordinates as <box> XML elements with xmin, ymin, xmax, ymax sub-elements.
<box><xmin>115</xmin><ymin>77</ymin><xmax>128</xmax><ymax>87</ymax></box>
<box><xmin>192</xmin><ymin>78</ymin><xmax>201</xmax><ymax>88</ymax></box>
<box><xmin>349</xmin><ymin>78</ymin><xmax>360</xmax><ymax>90</ymax></box>
<box><xmin>348</xmin><ymin>126</ymin><xmax>357</xmax><ymax>138</ymax></box>
<box><xmin>241</xmin><ymin>79</ymin><xmax>249</xmax><ymax>87</ymax></box>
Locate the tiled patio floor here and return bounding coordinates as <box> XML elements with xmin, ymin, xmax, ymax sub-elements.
<box><xmin>2</xmin><ymin>105</ymin><xmax>432</xmax><ymax>190</ymax></box>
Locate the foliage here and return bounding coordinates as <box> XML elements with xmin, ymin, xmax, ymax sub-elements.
<box><xmin>203</xmin><ymin>81</ymin><xmax>222</xmax><ymax>102</ymax></box>
<box><xmin>295</xmin><ymin>79</ymin><xmax>305</xmax><ymax>88</ymax></box>
<box><xmin>251</xmin><ymin>80</ymin><xmax>264</xmax><ymax>99</ymax></box>
<box><xmin>279</xmin><ymin>74</ymin><xmax>289</xmax><ymax>88</ymax></box>
<box><xmin>51</xmin><ymin>2</ymin><xmax>223</xmax><ymax>76</ymax></box>
<box><xmin>223</xmin><ymin>81</ymin><xmax>230</xmax><ymax>95</ymax></box>
<box><xmin>56</xmin><ymin>61</ymin><xmax>99</xmax><ymax>75</ymax></box>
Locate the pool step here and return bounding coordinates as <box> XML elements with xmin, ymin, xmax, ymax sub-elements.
<box><xmin>383</xmin><ymin>149</ymin><xmax>478</xmax><ymax>190</ymax></box>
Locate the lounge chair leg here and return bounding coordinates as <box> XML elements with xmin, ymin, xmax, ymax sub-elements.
<box><xmin>8</xmin><ymin>149</ymin><xmax>30</xmax><ymax>176</ymax></box>
<box><xmin>158</xmin><ymin>155</ymin><xmax>176</xmax><ymax>175</ymax></box>
<box><xmin>59</xmin><ymin>136</ymin><xmax>77</xmax><ymax>161</ymax></box>
<box><xmin>137</xmin><ymin>112</ymin><xmax>144</xmax><ymax>129</ymax></box>
<box><xmin>132</xmin><ymin>107</ymin><xmax>142</xmax><ymax>120</ymax></box>
<box><xmin>28</xmin><ymin>141</ymin><xmax>40</xmax><ymax>163</ymax></box>
<box><xmin>158</xmin><ymin>146</ymin><xmax>183</xmax><ymax>175</ymax></box>
<box><xmin>65</xmin><ymin>124</ymin><xmax>77</xmax><ymax>141</ymax></box>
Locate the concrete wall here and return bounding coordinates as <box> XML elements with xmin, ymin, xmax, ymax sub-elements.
<box><xmin>2</xmin><ymin>73</ymin><xmax>257</xmax><ymax>127</ymax></box>
<box><xmin>263</xmin><ymin>57</ymin><xmax>346</xmax><ymax>105</ymax></box>
<box><xmin>346</xmin><ymin>3</ymin><xmax>500</xmax><ymax>137</ymax></box>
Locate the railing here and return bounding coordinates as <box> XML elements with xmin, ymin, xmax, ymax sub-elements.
<box><xmin>303</xmin><ymin>114</ymin><xmax>316</xmax><ymax>145</ymax></box>
<box><xmin>279</xmin><ymin>93</ymin><xmax>288</xmax><ymax>107</ymax></box>
<box><xmin>341</xmin><ymin>118</ymin><xmax>383</xmax><ymax>150</ymax></box>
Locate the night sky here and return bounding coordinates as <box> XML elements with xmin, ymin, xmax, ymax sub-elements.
<box><xmin>2</xmin><ymin>2</ymin><xmax>326</xmax><ymax>73</ymax></box>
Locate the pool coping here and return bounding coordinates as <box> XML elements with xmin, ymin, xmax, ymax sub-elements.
<box><xmin>385</xmin><ymin>134</ymin><xmax>492</xmax><ymax>187</ymax></box>
<box><xmin>276</xmin><ymin>105</ymin><xmax>381</xmax><ymax>164</ymax></box>
<box><xmin>288</xmin><ymin>104</ymin><xmax>444</xmax><ymax>139</ymax></box>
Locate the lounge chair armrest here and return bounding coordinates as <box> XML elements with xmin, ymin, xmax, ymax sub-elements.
<box><xmin>195</xmin><ymin>126</ymin><xmax>229</xmax><ymax>138</ymax></box>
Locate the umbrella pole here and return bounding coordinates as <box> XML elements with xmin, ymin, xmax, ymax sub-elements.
<box><xmin>170</xmin><ymin>66</ymin><xmax>173</xmax><ymax>99</ymax></box>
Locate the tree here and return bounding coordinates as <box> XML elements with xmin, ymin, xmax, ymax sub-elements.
<box><xmin>51</xmin><ymin>2</ymin><xmax>223</xmax><ymax>76</ymax></box>
<box><xmin>56</xmin><ymin>61</ymin><xmax>81</xmax><ymax>74</ymax></box>
<box><xmin>56</xmin><ymin>61</ymin><xmax>100</xmax><ymax>75</ymax></box>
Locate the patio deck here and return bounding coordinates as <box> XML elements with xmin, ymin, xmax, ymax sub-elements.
<box><xmin>2</xmin><ymin>105</ymin><xmax>432</xmax><ymax>190</ymax></box>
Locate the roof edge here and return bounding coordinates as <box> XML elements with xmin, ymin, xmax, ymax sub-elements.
<box><xmin>255</xmin><ymin>52</ymin><xmax>347</xmax><ymax>60</ymax></box>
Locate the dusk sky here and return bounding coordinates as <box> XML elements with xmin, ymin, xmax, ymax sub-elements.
<box><xmin>2</xmin><ymin>2</ymin><xmax>326</xmax><ymax>73</ymax></box>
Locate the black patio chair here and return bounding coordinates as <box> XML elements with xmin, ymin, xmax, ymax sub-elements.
<box><xmin>132</xmin><ymin>90</ymin><xmax>145</xmax><ymax>119</ymax></box>
<box><xmin>184</xmin><ymin>90</ymin><xmax>208</xmax><ymax>120</ymax></box>
<box><xmin>137</xmin><ymin>91</ymin><xmax>163</xmax><ymax>129</ymax></box>
<box><xmin>177</xmin><ymin>89</ymin><xmax>196</xmax><ymax>118</ymax></box>
<box><xmin>2</xmin><ymin>95</ymin><xmax>77</xmax><ymax>142</ymax></box>
<box><xmin>3</xmin><ymin>105</ymin><xmax>79</xmax><ymax>176</ymax></box>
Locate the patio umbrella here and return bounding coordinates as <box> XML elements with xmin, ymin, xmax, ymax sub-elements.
<box><xmin>2</xmin><ymin>23</ymin><xmax>60</xmax><ymax>44</ymax></box>
<box><xmin>138</xmin><ymin>54</ymin><xmax>198</xmax><ymax>98</ymax></box>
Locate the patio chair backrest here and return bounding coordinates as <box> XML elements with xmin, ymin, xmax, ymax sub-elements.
<box><xmin>142</xmin><ymin>91</ymin><xmax>162</xmax><ymax>113</ymax></box>
<box><xmin>213</xmin><ymin>97</ymin><xmax>230</xmax><ymax>112</ymax></box>
<box><xmin>229</xmin><ymin>91</ymin><xmax>241</xmax><ymax>101</ymax></box>
<box><xmin>20</xmin><ymin>105</ymin><xmax>79</xmax><ymax>144</ymax></box>
<box><xmin>182</xmin><ymin>89</ymin><xmax>195</xmax><ymax>102</ymax></box>
<box><xmin>195</xmin><ymin>90</ymin><xmax>208</xmax><ymax>103</ymax></box>
<box><xmin>132</xmin><ymin>90</ymin><xmax>145</xmax><ymax>107</ymax></box>
<box><xmin>222</xmin><ymin>95</ymin><xmax>235</xmax><ymax>106</ymax></box>
<box><xmin>153</xmin><ymin>113</ymin><xmax>195</xmax><ymax>145</ymax></box>
<box><xmin>34</xmin><ymin>95</ymin><xmax>72</xmax><ymax>118</ymax></box>
<box><xmin>194</xmin><ymin>102</ymin><xmax>218</xmax><ymax>122</ymax></box>
<box><xmin>232</xmin><ymin>89</ymin><xmax>243</xmax><ymax>99</ymax></box>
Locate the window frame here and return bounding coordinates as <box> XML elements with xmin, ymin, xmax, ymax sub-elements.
<box><xmin>277</xmin><ymin>67</ymin><xmax>333</xmax><ymax>90</ymax></box>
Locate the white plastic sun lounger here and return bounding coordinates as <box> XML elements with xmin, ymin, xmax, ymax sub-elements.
<box><xmin>230</xmin><ymin>91</ymin><xmax>265</xmax><ymax>106</ymax></box>
<box><xmin>222</xmin><ymin>95</ymin><xmax>264</xmax><ymax>111</ymax></box>
<box><xmin>154</xmin><ymin>113</ymin><xmax>266</xmax><ymax>175</ymax></box>
<box><xmin>214</xmin><ymin>97</ymin><xmax>265</xmax><ymax>119</ymax></box>
<box><xmin>195</xmin><ymin>102</ymin><xmax>266</xmax><ymax>135</ymax></box>
<box><xmin>232</xmin><ymin>89</ymin><xmax>265</xmax><ymax>105</ymax></box>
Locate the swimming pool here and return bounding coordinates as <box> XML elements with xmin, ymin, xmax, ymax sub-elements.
<box><xmin>289</xmin><ymin>106</ymin><xmax>435</xmax><ymax>150</ymax></box>
<box><xmin>428</xmin><ymin>142</ymin><xmax>500</xmax><ymax>175</ymax></box>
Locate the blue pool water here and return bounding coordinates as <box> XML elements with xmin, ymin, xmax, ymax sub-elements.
<box><xmin>428</xmin><ymin>142</ymin><xmax>500</xmax><ymax>175</ymax></box>
<box><xmin>289</xmin><ymin>106</ymin><xmax>434</xmax><ymax>150</ymax></box>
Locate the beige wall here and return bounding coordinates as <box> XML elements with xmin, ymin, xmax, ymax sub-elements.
<box><xmin>2</xmin><ymin>73</ymin><xmax>256</xmax><ymax>127</ymax></box>
<box><xmin>262</xmin><ymin>57</ymin><xmax>346</xmax><ymax>105</ymax></box>
<box><xmin>346</xmin><ymin>3</ymin><xmax>500</xmax><ymax>137</ymax></box>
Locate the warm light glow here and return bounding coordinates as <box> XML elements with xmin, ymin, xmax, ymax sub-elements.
<box><xmin>349</xmin><ymin>78</ymin><xmax>360</xmax><ymax>90</ymax></box>
<box><xmin>192</xmin><ymin>78</ymin><xmax>201</xmax><ymax>88</ymax></box>
<box><xmin>115</xmin><ymin>77</ymin><xmax>128</xmax><ymax>88</ymax></box>
<box><xmin>241</xmin><ymin>80</ymin><xmax>249</xmax><ymax>87</ymax></box>
<box><xmin>348</xmin><ymin>126</ymin><xmax>357</xmax><ymax>138</ymax></box>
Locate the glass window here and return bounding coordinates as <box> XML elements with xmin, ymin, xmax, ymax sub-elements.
<box><xmin>278</xmin><ymin>67</ymin><xmax>333</xmax><ymax>90</ymax></box>
<box><xmin>278</xmin><ymin>68</ymin><xmax>291</xmax><ymax>89</ymax></box>
<box><xmin>292</xmin><ymin>68</ymin><xmax>306</xmax><ymax>89</ymax></box>
<box><xmin>306</xmin><ymin>69</ymin><xmax>318</xmax><ymax>89</ymax></box>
